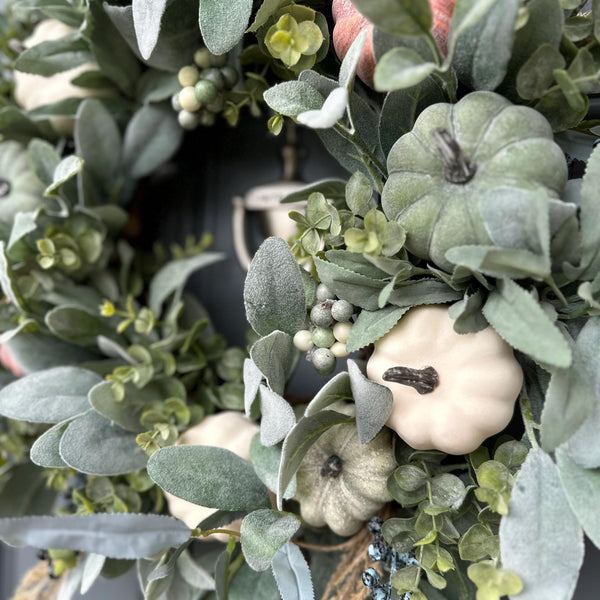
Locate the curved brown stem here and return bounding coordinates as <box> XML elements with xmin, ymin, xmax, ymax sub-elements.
<box><xmin>382</xmin><ymin>366</ymin><xmax>439</xmax><ymax>395</ymax></box>
<box><xmin>431</xmin><ymin>127</ymin><xmax>476</xmax><ymax>184</ymax></box>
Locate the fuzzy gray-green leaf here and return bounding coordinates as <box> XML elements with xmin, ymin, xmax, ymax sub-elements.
<box><xmin>346</xmin><ymin>305</ymin><xmax>409</xmax><ymax>352</ymax></box>
<box><xmin>241</xmin><ymin>510</ymin><xmax>300</xmax><ymax>572</ymax></box>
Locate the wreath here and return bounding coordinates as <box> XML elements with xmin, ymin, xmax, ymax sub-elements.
<box><xmin>0</xmin><ymin>1</ymin><xmax>599</xmax><ymax>600</ymax></box>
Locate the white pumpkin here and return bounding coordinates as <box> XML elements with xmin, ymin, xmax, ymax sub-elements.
<box><xmin>366</xmin><ymin>305</ymin><xmax>523</xmax><ymax>455</ymax></box>
<box><xmin>165</xmin><ymin>411</ymin><xmax>259</xmax><ymax>539</ymax></box>
<box><xmin>13</xmin><ymin>19</ymin><xmax>111</xmax><ymax>135</ymax></box>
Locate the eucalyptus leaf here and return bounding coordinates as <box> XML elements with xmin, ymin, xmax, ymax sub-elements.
<box><xmin>451</xmin><ymin>0</ymin><xmax>519</xmax><ymax>90</ymax></box>
<box><xmin>177</xmin><ymin>549</ymin><xmax>215</xmax><ymax>590</ymax></box>
<box><xmin>59</xmin><ymin>410</ymin><xmax>147</xmax><ymax>475</ymax></box>
<box><xmin>8</xmin><ymin>209</ymin><xmax>42</xmax><ymax>250</ymax></box>
<box><xmin>347</xmin><ymin>359</ymin><xmax>393</xmax><ymax>445</ymax></box>
<box><xmin>27</xmin><ymin>138</ymin><xmax>60</xmax><ymax>186</ymax></box>
<box><xmin>88</xmin><ymin>380</ymin><xmax>144</xmax><ymax>433</ymax></box>
<box><xmin>132</xmin><ymin>0</ymin><xmax>167</xmax><ymax>60</ymax></box>
<box><xmin>80</xmin><ymin>553</ymin><xmax>106</xmax><ymax>595</ymax></box>
<box><xmin>0</xmin><ymin>463</ymin><xmax>56</xmax><ymax>518</ymax></box>
<box><xmin>314</xmin><ymin>255</ymin><xmax>386</xmax><ymax>311</ymax></box>
<box><xmin>263</xmin><ymin>82</ymin><xmax>324</xmax><ymax>117</ymax></box>
<box><xmin>339</xmin><ymin>30</ymin><xmax>367</xmax><ymax>90</ymax></box>
<box><xmin>447</xmin><ymin>290</ymin><xmax>488</xmax><ymax>334</ymax></box>
<box><xmin>280</xmin><ymin>179</ymin><xmax>347</xmax><ymax>204</ymax></box>
<box><xmin>122</xmin><ymin>105</ymin><xmax>183</xmax><ymax>180</ymax></box>
<box><xmin>304</xmin><ymin>372</ymin><xmax>352</xmax><ymax>416</ymax></box>
<box><xmin>198</xmin><ymin>0</ymin><xmax>253</xmax><ymax>55</ymax></box>
<box><xmin>277</xmin><ymin>410</ymin><xmax>354</xmax><ymax>509</ymax></box>
<box><xmin>271</xmin><ymin>542</ymin><xmax>315</xmax><ymax>600</ymax></box>
<box><xmin>15</xmin><ymin>33</ymin><xmax>92</xmax><ymax>75</ymax></box>
<box><xmin>241</xmin><ymin>510</ymin><xmax>300</xmax><ymax>572</ymax></box>
<box><xmin>346</xmin><ymin>305</ymin><xmax>409</xmax><ymax>352</ymax></box>
<box><xmin>45</xmin><ymin>155</ymin><xmax>84</xmax><ymax>196</ymax></box>
<box><xmin>0</xmin><ymin>242</ymin><xmax>26</xmax><ymax>310</ymax></box>
<box><xmin>482</xmin><ymin>278</ymin><xmax>572</xmax><ymax>369</ymax></box>
<box><xmin>29</xmin><ymin>418</ymin><xmax>73</xmax><ymax>468</ymax></box>
<box><xmin>0</xmin><ymin>513</ymin><xmax>191</xmax><ymax>559</ymax></box>
<box><xmin>149</xmin><ymin>252</ymin><xmax>225</xmax><ymax>316</ymax></box>
<box><xmin>516</xmin><ymin>44</ymin><xmax>565</xmax><ymax>100</ymax></box>
<box><xmin>374</xmin><ymin>47</ymin><xmax>437</xmax><ymax>92</ymax></box>
<box><xmin>259</xmin><ymin>385</ymin><xmax>296</xmax><ymax>447</ymax></box>
<box><xmin>244</xmin><ymin>358</ymin><xmax>264</xmax><ymax>418</ymax></box>
<box><xmin>250</xmin><ymin>435</ymin><xmax>296</xmax><ymax>499</ymax></box>
<box><xmin>250</xmin><ymin>331</ymin><xmax>294</xmax><ymax>396</ymax></box>
<box><xmin>45</xmin><ymin>306</ymin><xmax>115</xmax><ymax>346</ymax></box>
<box><xmin>244</xmin><ymin>238</ymin><xmax>306</xmax><ymax>336</ymax></box>
<box><xmin>0</xmin><ymin>366</ymin><xmax>101</xmax><ymax>423</ymax></box>
<box><xmin>147</xmin><ymin>445</ymin><xmax>271</xmax><ymax>511</ymax></box>
<box><xmin>324</xmin><ymin>250</ymin><xmax>388</xmax><ymax>280</ymax></box>
<box><xmin>499</xmin><ymin>448</ymin><xmax>583</xmax><ymax>600</ymax></box>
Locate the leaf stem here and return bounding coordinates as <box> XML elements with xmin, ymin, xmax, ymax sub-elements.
<box><xmin>544</xmin><ymin>277</ymin><xmax>568</xmax><ymax>308</ymax></box>
<box><xmin>519</xmin><ymin>395</ymin><xmax>539</xmax><ymax>449</ymax></box>
<box><xmin>292</xmin><ymin>537</ymin><xmax>357</xmax><ymax>552</ymax></box>
<box><xmin>194</xmin><ymin>528</ymin><xmax>241</xmax><ymax>539</ymax></box>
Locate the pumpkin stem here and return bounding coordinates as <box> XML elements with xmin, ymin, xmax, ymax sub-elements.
<box><xmin>382</xmin><ymin>366</ymin><xmax>439</xmax><ymax>395</ymax></box>
<box><xmin>431</xmin><ymin>128</ymin><xmax>476</xmax><ymax>184</ymax></box>
<box><xmin>321</xmin><ymin>454</ymin><xmax>343</xmax><ymax>478</ymax></box>
<box><xmin>0</xmin><ymin>179</ymin><xmax>11</xmax><ymax>197</ymax></box>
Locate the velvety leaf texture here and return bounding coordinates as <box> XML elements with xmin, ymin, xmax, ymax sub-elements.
<box><xmin>244</xmin><ymin>238</ymin><xmax>307</xmax><ymax>336</ymax></box>
<box><xmin>0</xmin><ymin>514</ymin><xmax>190</xmax><ymax>559</ymax></box>
<box><xmin>271</xmin><ymin>542</ymin><xmax>315</xmax><ymax>600</ymax></box>
<box><xmin>241</xmin><ymin>510</ymin><xmax>300</xmax><ymax>572</ymax></box>
<box><xmin>499</xmin><ymin>449</ymin><xmax>583</xmax><ymax>600</ymax></box>
<box><xmin>147</xmin><ymin>445</ymin><xmax>271</xmax><ymax>511</ymax></box>
<box><xmin>0</xmin><ymin>367</ymin><xmax>101</xmax><ymax>423</ymax></box>
<box><xmin>259</xmin><ymin>386</ymin><xmax>296</xmax><ymax>447</ymax></box>
<box><xmin>198</xmin><ymin>0</ymin><xmax>253</xmax><ymax>55</ymax></box>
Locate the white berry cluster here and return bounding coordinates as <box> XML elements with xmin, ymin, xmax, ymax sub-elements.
<box><xmin>172</xmin><ymin>48</ymin><xmax>239</xmax><ymax>130</ymax></box>
<box><xmin>293</xmin><ymin>283</ymin><xmax>355</xmax><ymax>375</ymax></box>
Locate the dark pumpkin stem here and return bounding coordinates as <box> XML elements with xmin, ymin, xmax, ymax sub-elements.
<box><xmin>0</xmin><ymin>179</ymin><xmax>11</xmax><ymax>197</ymax></box>
<box><xmin>431</xmin><ymin>127</ymin><xmax>476</xmax><ymax>184</ymax></box>
<box><xmin>382</xmin><ymin>366</ymin><xmax>439</xmax><ymax>395</ymax></box>
<box><xmin>321</xmin><ymin>454</ymin><xmax>343</xmax><ymax>478</ymax></box>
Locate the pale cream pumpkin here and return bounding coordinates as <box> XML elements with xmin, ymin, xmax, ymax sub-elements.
<box><xmin>366</xmin><ymin>305</ymin><xmax>523</xmax><ymax>455</ymax></box>
<box><xmin>294</xmin><ymin>414</ymin><xmax>396</xmax><ymax>536</ymax></box>
<box><xmin>13</xmin><ymin>19</ymin><xmax>111</xmax><ymax>135</ymax></box>
<box><xmin>165</xmin><ymin>411</ymin><xmax>259</xmax><ymax>539</ymax></box>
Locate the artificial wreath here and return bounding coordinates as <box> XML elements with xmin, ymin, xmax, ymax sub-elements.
<box><xmin>0</xmin><ymin>1</ymin><xmax>599</xmax><ymax>600</ymax></box>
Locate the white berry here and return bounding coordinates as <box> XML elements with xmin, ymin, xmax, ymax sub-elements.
<box><xmin>179</xmin><ymin>86</ymin><xmax>201</xmax><ymax>112</ymax></box>
<box><xmin>178</xmin><ymin>65</ymin><xmax>199</xmax><ymax>87</ymax></box>
<box><xmin>293</xmin><ymin>329</ymin><xmax>314</xmax><ymax>352</ymax></box>
<box><xmin>178</xmin><ymin>110</ymin><xmax>199</xmax><ymax>130</ymax></box>
<box><xmin>333</xmin><ymin>321</ymin><xmax>352</xmax><ymax>343</ymax></box>
<box><xmin>330</xmin><ymin>342</ymin><xmax>349</xmax><ymax>358</ymax></box>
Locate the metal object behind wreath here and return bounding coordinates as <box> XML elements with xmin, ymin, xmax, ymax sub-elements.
<box><xmin>232</xmin><ymin>123</ymin><xmax>306</xmax><ymax>270</ymax></box>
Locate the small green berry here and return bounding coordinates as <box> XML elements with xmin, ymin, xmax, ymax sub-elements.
<box><xmin>312</xmin><ymin>327</ymin><xmax>335</xmax><ymax>348</ymax></box>
<box><xmin>333</xmin><ymin>321</ymin><xmax>352</xmax><ymax>343</ymax></box>
<box><xmin>178</xmin><ymin>110</ymin><xmax>200</xmax><ymax>130</ymax></box>
<box><xmin>205</xmin><ymin>95</ymin><xmax>225</xmax><ymax>114</ymax></box>
<box><xmin>178</xmin><ymin>65</ymin><xmax>199</xmax><ymax>87</ymax></box>
<box><xmin>171</xmin><ymin>92</ymin><xmax>182</xmax><ymax>112</ymax></box>
<box><xmin>316</xmin><ymin>283</ymin><xmax>334</xmax><ymax>302</ymax></box>
<box><xmin>199</xmin><ymin>111</ymin><xmax>217</xmax><ymax>127</ymax></box>
<box><xmin>293</xmin><ymin>329</ymin><xmax>314</xmax><ymax>352</ymax></box>
<box><xmin>221</xmin><ymin>66</ymin><xmax>239</xmax><ymax>88</ymax></box>
<box><xmin>331</xmin><ymin>299</ymin><xmax>354</xmax><ymax>322</ymax></box>
<box><xmin>311</xmin><ymin>302</ymin><xmax>334</xmax><ymax>328</ymax></box>
<box><xmin>194</xmin><ymin>79</ymin><xmax>218</xmax><ymax>104</ymax></box>
<box><xmin>209</xmin><ymin>53</ymin><xmax>228</xmax><ymax>67</ymax></box>
<box><xmin>179</xmin><ymin>86</ymin><xmax>201</xmax><ymax>112</ymax></box>
<box><xmin>330</xmin><ymin>341</ymin><xmax>349</xmax><ymax>358</ymax></box>
<box><xmin>201</xmin><ymin>68</ymin><xmax>226</xmax><ymax>90</ymax></box>
<box><xmin>194</xmin><ymin>48</ymin><xmax>212</xmax><ymax>69</ymax></box>
<box><xmin>312</xmin><ymin>348</ymin><xmax>336</xmax><ymax>375</ymax></box>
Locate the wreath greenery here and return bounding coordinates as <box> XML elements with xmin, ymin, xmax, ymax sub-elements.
<box><xmin>0</xmin><ymin>1</ymin><xmax>599</xmax><ymax>600</ymax></box>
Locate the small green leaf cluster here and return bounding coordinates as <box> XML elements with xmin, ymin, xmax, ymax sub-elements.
<box><xmin>383</xmin><ymin>440</ymin><xmax>527</xmax><ymax>597</ymax></box>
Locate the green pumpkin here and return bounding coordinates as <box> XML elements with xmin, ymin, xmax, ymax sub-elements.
<box><xmin>294</xmin><ymin>418</ymin><xmax>396</xmax><ymax>536</ymax></box>
<box><xmin>381</xmin><ymin>91</ymin><xmax>568</xmax><ymax>271</ymax></box>
<box><xmin>0</xmin><ymin>140</ymin><xmax>45</xmax><ymax>223</ymax></box>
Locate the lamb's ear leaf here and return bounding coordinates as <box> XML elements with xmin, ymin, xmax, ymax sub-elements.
<box><xmin>241</xmin><ymin>510</ymin><xmax>301</xmax><ymax>572</ymax></box>
<box><xmin>132</xmin><ymin>0</ymin><xmax>167</xmax><ymax>59</ymax></box>
<box><xmin>0</xmin><ymin>514</ymin><xmax>191</xmax><ymax>559</ymax></box>
<box><xmin>0</xmin><ymin>367</ymin><xmax>101</xmax><ymax>423</ymax></box>
<box><xmin>271</xmin><ymin>541</ymin><xmax>315</xmax><ymax>600</ymax></box>
<box><xmin>244</xmin><ymin>238</ymin><xmax>307</xmax><ymax>336</ymax></box>
<box><xmin>499</xmin><ymin>448</ymin><xmax>583</xmax><ymax>599</ymax></box>
<box><xmin>198</xmin><ymin>0</ymin><xmax>253</xmax><ymax>55</ymax></box>
<box><xmin>148</xmin><ymin>445</ymin><xmax>271</xmax><ymax>511</ymax></box>
<box><xmin>348</xmin><ymin>359</ymin><xmax>393</xmax><ymax>445</ymax></box>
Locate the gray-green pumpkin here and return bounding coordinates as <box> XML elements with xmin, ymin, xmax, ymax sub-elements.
<box><xmin>0</xmin><ymin>140</ymin><xmax>45</xmax><ymax>222</ymax></box>
<box><xmin>381</xmin><ymin>91</ymin><xmax>567</xmax><ymax>271</ymax></box>
<box><xmin>294</xmin><ymin>420</ymin><xmax>396</xmax><ymax>536</ymax></box>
